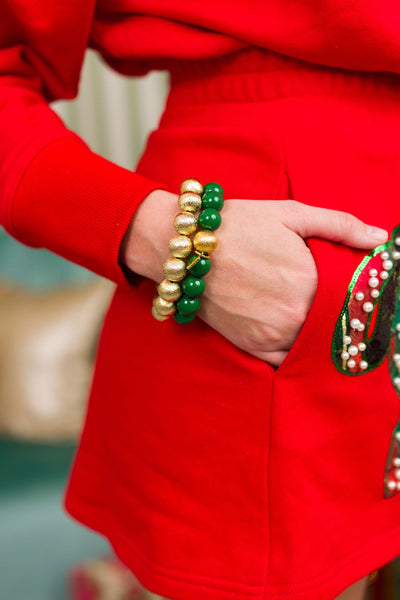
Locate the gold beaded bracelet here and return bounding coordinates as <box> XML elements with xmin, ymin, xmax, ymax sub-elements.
<box><xmin>152</xmin><ymin>178</ymin><xmax>224</xmax><ymax>324</ymax></box>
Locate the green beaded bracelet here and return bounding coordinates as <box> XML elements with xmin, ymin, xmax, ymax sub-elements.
<box><xmin>153</xmin><ymin>178</ymin><xmax>224</xmax><ymax>323</ymax></box>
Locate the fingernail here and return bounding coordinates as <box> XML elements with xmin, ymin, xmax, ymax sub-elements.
<box><xmin>367</xmin><ymin>226</ymin><xmax>388</xmax><ymax>243</ymax></box>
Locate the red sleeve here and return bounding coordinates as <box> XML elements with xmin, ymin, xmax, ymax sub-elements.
<box><xmin>0</xmin><ymin>2</ymin><xmax>165</xmax><ymax>286</ymax></box>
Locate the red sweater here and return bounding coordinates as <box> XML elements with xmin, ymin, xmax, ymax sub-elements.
<box><xmin>3</xmin><ymin>4</ymin><xmax>400</xmax><ymax>600</ymax></box>
<box><xmin>2</xmin><ymin>1</ymin><xmax>400</xmax><ymax>282</ymax></box>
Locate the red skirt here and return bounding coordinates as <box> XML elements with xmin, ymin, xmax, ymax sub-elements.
<box><xmin>64</xmin><ymin>48</ymin><xmax>400</xmax><ymax>600</ymax></box>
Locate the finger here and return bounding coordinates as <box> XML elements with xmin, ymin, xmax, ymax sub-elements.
<box><xmin>254</xmin><ymin>349</ymin><xmax>288</xmax><ymax>367</ymax></box>
<box><xmin>283</xmin><ymin>201</ymin><xmax>388</xmax><ymax>249</ymax></box>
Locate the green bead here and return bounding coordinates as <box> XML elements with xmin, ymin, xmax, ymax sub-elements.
<box><xmin>182</xmin><ymin>276</ymin><xmax>206</xmax><ymax>297</ymax></box>
<box><xmin>173</xmin><ymin>311</ymin><xmax>196</xmax><ymax>324</ymax></box>
<box><xmin>176</xmin><ymin>295</ymin><xmax>200</xmax><ymax>315</ymax></box>
<box><xmin>203</xmin><ymin>182</ymin><xmax>224</xmax><ymax>198</ymax></box>
<box><xmin>198</xmin><ymin>208</ymin><xmax>221</xmax><ymax>231</ymax></box>
<box><xmin>187</xmin><ymin>255</ymin><xmax>211</xmax><ymax>276</ymax></box>
<box><xmin>201</xmin><ymin>191</ymin><xmax>224</xmax><ymax>212</ymax></box>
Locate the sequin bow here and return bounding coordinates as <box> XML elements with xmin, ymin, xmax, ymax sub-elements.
<box><xmin>331</xmin><ymin>224</ymin><xmax>400</xmax><ymax>498</ymax></box>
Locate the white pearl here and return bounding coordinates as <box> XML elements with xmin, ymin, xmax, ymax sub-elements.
<box><xmin>394</xmin><ymin>458</ymin><xmax>400</xmax><ymax>467</ymax></box>
<box><xmin>394</xmin><ymin>377</ymin><xmax>400</xmax><ymax>388</ymax></box>
<box><xmin>383</xmin><ymin>260</ymin><xmax>393</xmax><ymax>271</ymax></box>
<box><xmin>350</xmin><ymin>318</ymin><xmax>361</xmax><ymax>329</ymax></box>
<box><xmin>380</xmin><ymin>251</ymin><xmax>389</xmax><ymax>260</ymax></box>
<box><xmin>394</xmin><ymin>354</ymin><xmax>400</xmax><ymax>361</ymax></box>
<box><xmin>363</xmin><ymin>302</ymin><xmax>374</xmax><ymax>312</ymax></box>
<box><xmin>347</xmin><ymin>359</ymin><xmax>356</xmax><ymax>368</ymax></box>
<box><xmin>395</xmin><ymin>236</ymin><xmax>400</xmax><ymax>246</ymax></box>
<box><xmin>370</xmin><ymin>289</ymin><xmax>380</xmax><ymax>298</ymax></box>
<box><xmin>344</xmin><ymin>335</ymin><xmax>352</xmax><ymax>345</ymax></box>
<box><xmin>395</xmin><ymin>469</ymin><xmax>400</xmax><ymax>480</ymax></box>
<box><xmin>358</xmin><ymin>342</ymin><xmax>366</xmax><ymax>351</ymax></box>
<box><xmin>348</xmin><ymin>345</ymin><xmax>358</xmax><ymax>356</ymax></box>
<box><xmin>396</xmin><ymin>323</ymin><xmax>400</xmax><ymax>332</ymax></box>
<box><xmin>393</xmin><ymin>251</ymin><xmax>400</xmax><ymax>260</ymax></box>
<box><xmin>368</xmin><ymin>277</ymin><xmax>379</xmax><ymax>288</ymax></box>
<box><xmin>355</xmin><ymin>291</ymin><xmax>364</xmax><ymax>301</ymax></box>
<box><xmin>380</xmin><ymin>271</ymin><xmax>389</xmax><ymax>280</ymax></box>
<box><xmin>358</xmin><ymin>323</ymin><xmax>365</xmax><ymax>332</ymax></box>
<box><xmin>341</xmin><ymin>351</ymin><xmax>350</xmax><ymax>360</ymax></box>
<box><xmin>369</xmin><ymin>268</ymin><xmax>378</xmax><ymax>276</ymax></box>
<box><xmin>359</xmin><ymin>361</ymin><xmax>368</xmax><ymax>370</ymax></box>
<box><xmin>388</xmin><ymin>480</ymin><xmax>397</xmax><ymax>491</ymax></box>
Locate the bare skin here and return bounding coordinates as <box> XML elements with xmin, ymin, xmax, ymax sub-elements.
<box><xmin>121</xmin><ymin>189</ymin><xmax>388</xmax><ymax>367</ymax></box>
<box><xmin>121</xmin><ymin>191</ymin><xmax>386</xmax><ymax>599</ymax></box>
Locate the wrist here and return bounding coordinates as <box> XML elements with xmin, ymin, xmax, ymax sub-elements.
<box><xmin>119</xmin><ymin>189</ymin><xmax>178</xmax><ymax>282</ymax></box>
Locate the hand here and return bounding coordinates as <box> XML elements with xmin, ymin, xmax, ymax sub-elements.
<box><xmin>121</xmin><ymin>192</ymin><xmax>388</xmax><ymax>367</ymax></box>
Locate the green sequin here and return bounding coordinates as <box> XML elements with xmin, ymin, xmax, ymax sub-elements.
<box><xmin>182</xmin><ymin>276</ymin><xmax>206</xmax><ymax>297</ymax></box>
<box><xmin>187</xmin><ymin>255</ymin><xmax>211</xmax><ymax>276</ymax></box>
<box><xmin>176</xmin><ymin>295</ymin><xmax>200</xmax><ymax>315</ymax></box>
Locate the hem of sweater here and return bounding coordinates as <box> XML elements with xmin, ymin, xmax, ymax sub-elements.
<box><xmin>8</xmin><ymin>136</ymin><xmax>167</xmax><ymax>287</ymax></box>
<box><xmin>63</xmin><ymin>489</ymin><xmax>400</xmax><ymax>600</ymax></box>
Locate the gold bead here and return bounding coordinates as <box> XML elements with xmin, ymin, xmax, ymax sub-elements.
<box><xmin>178</xmin><ymin>192</ymin><xmax>202</xmax><ymax>213</ymax></box>
<box><xmin>157</xmin><ymin>279</ymin><xmax>182</xmax><ymax>302</ymax></box>
<box><xmin>193</xmin><ymin>231</ymin><xmax>218</xmax><ymax>254</ymax></box>
<box><xmin>153</xmin><ymin>295</ymin><xmax>176</xmax><ymax>316</ymax></box>
<box><xmin>180</xmin><ymin>178</ymin><xmax>203</xmax><ymax>196</ymax></box>
<box><xmin>174</xmin><ymin>212</ymin><xmax>197</xmax><ymax>236</ymax></box>
<box><xmin>163</xmin><ymin>257</ymin><xmax>186</xmax><ymax>281</ymax></box>
<box><xmin>168</xmin><ymin>235</ymin><xmax>193</xmax><ymax>258</ymax></box>
<box><xmin>152</xmin><ymin>305</ymin><xmax>169</xmax><ymax>321</ymax></box>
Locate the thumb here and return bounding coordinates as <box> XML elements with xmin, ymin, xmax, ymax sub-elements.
<box><xmin>283</xmin><ymin>201</ymin><xmax>388</xmax><ymax>249</ymax></box>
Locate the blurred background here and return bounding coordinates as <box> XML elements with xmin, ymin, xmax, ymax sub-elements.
<box><xmin>0</xmin><ymin>49</ymin><xmax>399</xmax><ymax>600</ymax></box>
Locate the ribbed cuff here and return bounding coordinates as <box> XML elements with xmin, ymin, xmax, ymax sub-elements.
<box><xmin>9</xmin><ymin>136</ymin><xmax>166</xmax><ymax>286</ymax></box>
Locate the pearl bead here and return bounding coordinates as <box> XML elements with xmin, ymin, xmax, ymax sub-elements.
<box><xmin>380</xmin><ymin>271</ymin><xmax>389</xmax><ymax>280</ymax></box>
<box><xmin>387</xmin><ymin>480</ymin><xmax>397</xmax><ymax>491</ymax></box>
<box><xmin>178</xmin><ymin>192</ymin><xmax>202</xmax><ymax>213</ymax></box>
<box><xmin>174</xmin><ymin>212</ymin><xmax>197</xmax><ymax>235</ymax></box>
<box><xmin>395</xmin><ymin>469</ymin><xmax>400</xmax><ymax>480</ymax></box>
<box><xmin>393</xmin><ymin>251</ymin><xmax>400</xmax><ymax>260</ymax></box>
<box><xmin>394</xmin><ymin>354</ymin><xmax>400</xmax><ymax>361</ymax></box>
<box><xmin>395</xmin><ymin>236</ymin><xmax>400</xmax><ymax>246</ymax></box>
<box><xmin>163</xmin><ymin>257</ymin><xmax>186</xmax><ymax>282</ymax></box>
<box><xmin>396</xmin><ymin>323</ymin><xmax>400</xmax><ymax>332</ymax></box>
<box><xmin>180</xmin><ymin>178</ymin><xmax>203</xmax><ymax>195</ymax></box>
<box><xmin>380</xmin><ymin>251</ymin><xmax>389</xmax><ymax>260</ymax></box>
<box><xmin>151</xmin><ymin>305</ymin><xmax>169</xmax><ymax>321</ymax></box>
<box><xmin>157</xmin><ymin>279</ymin><xmax>182</xmax><ymax>302</ymax></box>
<box><xmin>394</xmin><ymin>377</ymin><xmax>400</xmax><ymax>388</ymax></box>
<box><xmin>370</xmin><ymin>289</ymin><xmax>380</xmax><ymax>298</ymax></box>
<box><xmin>395</xmin><ymin>431</ymin><xmax>400</xmax><ymax>441</ymax></box>
<box><xmin>341</xmin><ymin>351</ymin><xmax>350</xmax><ymax>360</ymax></box>
<box><xmin>347</xmin><ymin>359</ymin><xmax>356</xmax><ymax>368</ymax></box>
<box><xmin>358</xmin><ymin>342</ymin><xmax>366</xmax><ymax>351</ymax></box>
<box><xmin>350</xmin><ymin>318</ymin><xmax>361</xmax><ymax>329</ymax></box>
<box><xmin>362</xmin><ymin>302</ymin><xmax>374</xmax><ymax>312</ymax></box>
<box><xmin>355</xmin><ymin>291</ymin><xmax>364</xmax><ymax>301</ymax></box>
<box><xmin>359</xmin><ymin>361</ymin><xmax>368</xmax><ymax>370</ymax></box>
<box><xmin>153</xmin><ymin>295</ymin><xmax>176</xmax><ymax>316</ymax></box>
<box><xmin>193</xmin><ymin>230</ymin><xmax>218</xmax><ymax>254</ymax></box>
<box><xmin>348</xmin><ymin>345</ymin><xmax>359</xmax><ymax>356</ymax></box>
<box><xmin>369</xmin><ymin>268</ymin><xmax>378</xmax><ymax>277</ymax></box>
<box><xmin>357</xmin><ymin>323</ymin><xmax>365</xmax><ymax>332</ymax></box>
<box><xmin>383</xmin><ymin>260</ymin><xmax>393</xmax><ymax>271</ymax></box>
<box><xmin>344</xmin><ymin>335</ymin><xmax>352</xmax><ymax>345</ymax></box>
<box><xmin>368</xmin><ymin>277</ymin><xmax>379</xmax><ymax>288</ymax></box>
<box><xmin>394</xmin><ymin>458</ymin><xmax>400</xmax><ymax>467</ymax></box>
